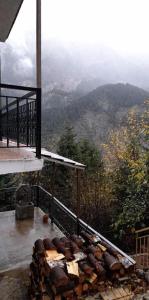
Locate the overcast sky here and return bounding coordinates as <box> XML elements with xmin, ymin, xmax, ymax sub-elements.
<box><xmin>6</xmin><ymin>0</ymin><xmax>149</xmax><ymax>56</ymax></box>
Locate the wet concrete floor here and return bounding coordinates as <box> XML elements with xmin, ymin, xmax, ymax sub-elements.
<box><xmin>0</xmin><ymin>207</ymin><xmax>63</xmax><ymax>272</ymax></box>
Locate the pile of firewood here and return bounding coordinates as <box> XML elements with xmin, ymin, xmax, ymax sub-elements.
<box><xmin>29</xmin><ymin>231</ymin><xmax>135</xmax><ymax>300</ymax></box>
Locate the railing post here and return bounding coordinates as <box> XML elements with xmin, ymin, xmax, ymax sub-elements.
<box><xmin>0</xmin><ymin>57</ymin><xmax>2</xmax><ymax>141</ymax></box>
<box><xmin>76</xmin><ymin>169</ymin><xmax>81</xmax><ymax>235</ymax></box>
<box><xmin>36</xmin><ymin>185</ymin><xmax>39</xmax><ymax>207</ymax></box>
<box><xmin>16</xmin><ymin>98</ymin><xmax>19</xmax><ymax>147</ymax></box>
<box><xmin>0</xmin><ymin>107</ymin><xmax>2</xmax><ymax>141</ymax></box>
<box><xmin>36</xmin><ymin>88</ymin><xmax>41</xmax><ymax>158</ymax></box>
<box><xmin>26</xmin><ymin>98</ymin><xmax>29</xmax><ymax>146</ymax></box>
<box><xmin>6</xmin><ymin>96</ymin><xmax>9</xmax><ymax>147</ymax></box>
<box><xmin>49</xmin><ymin>195</ymin><xmax>54</xmax><ymax>224</ymax></box>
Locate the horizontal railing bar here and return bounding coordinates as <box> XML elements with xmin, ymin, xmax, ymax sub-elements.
<box><xmin>21</xmin><ymin>91</ymin><xmax>36</xmax><ymax>99</ymax></box>
<box><xmin>0</xmin><ymin>186</ymin><xmax>17</xmax><ymax>192</ymax></box>
<box><xmin>136</xmin><ymin>235</ymin><xmax>149</xmax><ymax>240</ymax></box>
<box><xmin>34</xmin><ymin>185</ymin><xmax>136</xmax><ymax>265</ymax></box>
<box><xmin>35</xmin><ymin>185</ymin><xmax>77</xmax><ymax>219</ymax></box>
<box><xmin>0</xmin><ymin>185</ymin><xmax>136</xmax><ymax>265</ymax></box>
<box><xmin>135</xmin><ymin>227</ymin><xmax>149</xmax><ymax>234</ymax></box>
<box><xmin>0</xmin><ymin>145</ymin><xmax>31</xmax><ymax>148</ymax></box>
<box><xmin>0</xmin><ymin>83</ymin><xmax>38</xmax><ymax>92</ymax></box>
<box><xmin>0</xmin><ymin>95</ymin><xmax>36</xmax><ymax>101</ymax></box>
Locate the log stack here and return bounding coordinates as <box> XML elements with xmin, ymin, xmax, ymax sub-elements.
<box><xmin>29</xmin><ymin>232</ymin><xmax>135</xmax><ymax>300</ymax></box>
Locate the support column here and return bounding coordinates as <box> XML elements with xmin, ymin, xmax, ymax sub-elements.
<box><xmin>36</xmin><ymin>0</ymin><xmax>41</xmax><ymax>88</ymax></box>
<box><xmin>36</xmin><ymin>0</ymin><xmax>41</xmax><ymax>158</ymax></box>
<box><xmin>0</xmin><ymin>49</ymin><xmax>2</xmax><ymax>141</ymax></box>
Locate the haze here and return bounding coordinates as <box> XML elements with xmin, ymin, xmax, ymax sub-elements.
<box><xmin>7</xmin><ymin>0</ymin><xmax>149</xmax><ymax>55</ymax></box>
<box><xmin>2</xmin><ymin>0</ymin><xmax>149</xmax><ymax>90</ymax></box>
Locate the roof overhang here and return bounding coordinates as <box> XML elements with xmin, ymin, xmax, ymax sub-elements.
<box><xmin>30</xmin><ymin>148</ymin><xmax>86</xmax><ymax>170</ymax></box>
<box><xmin>0</xmin><ymin>0</ymin><xmax>24</xmax><ymax>42</ymax></box>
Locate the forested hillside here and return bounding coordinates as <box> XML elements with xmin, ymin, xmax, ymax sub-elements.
<box><xmin>42</xmin><ymin>83</ymin><xmax>149</xmax><ymax>148</ymax></box>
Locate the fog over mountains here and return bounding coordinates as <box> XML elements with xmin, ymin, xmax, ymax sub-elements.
<box><xmin>2</xmin><ymin>40</ymin><xmax>149</xmax><ymax>93</ymax></box>
<box><xmin>1</xmin><ymin>40</ymin><xmax>149</xmax><ymax>148</ymax></box>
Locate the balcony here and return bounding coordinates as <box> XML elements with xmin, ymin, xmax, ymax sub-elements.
<box><xmin>0</xmin><ymin>185</ymin><xmax>136</xmax><ymax>299</ymax></box>
<box><xmin>0</xmin><ymin>83</ymin><xmax>43</xmax><ymax>174</ymax></box>
<box><xmin>0</xmin><ymin>185</ymin><xmax>135</xmax><ymax>271</ymax></box>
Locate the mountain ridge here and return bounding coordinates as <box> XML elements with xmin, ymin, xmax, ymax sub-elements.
<box><xmin>42</xmin><ymin>83</ymin><xmax>149</xmax><ymax>148</ymax></box>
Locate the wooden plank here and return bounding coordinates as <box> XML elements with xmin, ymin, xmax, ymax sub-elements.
<box><xmin>123</xmin><ymin>287</ymin><xmax>131</xmax><ymax>295</ymax></box>
<box><xmin>112</xmin><ymin>288</ymin><xmax>123</xmax><ymax>299</ymax></box>
<box><xmin>118</xmin><ymin>287</ymin><xmax>127</xmax><ymax>298</ymax></box>
<box><xmin>100</xmin><ymin>291</ymin><xmax>113</xmax><ymax>300</ymax></box>
<box><xmin>106</xmin><ymin>290</ymin><xmax>116</xmax><ymax>300</ymax></box>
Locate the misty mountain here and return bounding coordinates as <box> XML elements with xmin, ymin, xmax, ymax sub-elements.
<box><xmin>42</xmin><ymin>83</ymin><xmax>148</xmax><ymax>148</ymax></box>
<box><xmin>2</xmin><ymin>40</ymin><xmax>149</xmax><ymax>94</ymax></box>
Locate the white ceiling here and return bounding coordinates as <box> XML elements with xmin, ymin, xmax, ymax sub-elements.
<box><xmin>0</xmin><ymin>0</ymin><xmax>23</xmax><ymax>42</ymax></box>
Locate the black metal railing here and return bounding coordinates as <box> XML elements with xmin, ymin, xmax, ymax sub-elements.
<box><xmin>0</xmin><ymin>184</ymin><xmax>135</xmax><ymax>265</ymax></box>
<box><xmin>0</xmin><ymin>83</ymin><xmax>41</xmax><ymax>158</ymax></box>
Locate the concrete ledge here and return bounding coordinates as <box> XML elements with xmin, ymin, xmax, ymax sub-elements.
<box><xmin>0</xmin><ymin>158</ymin><xmax>43</xmax><ymax>174</ymax></box>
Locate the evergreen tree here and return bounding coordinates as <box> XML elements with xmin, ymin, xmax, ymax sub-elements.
<box><xmin>57</xmin><ymin>126</ymin><xmax>79</xmax><ymax>160</ymax></box>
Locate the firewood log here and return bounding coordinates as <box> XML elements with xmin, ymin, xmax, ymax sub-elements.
<box><xmin>103</xmin><ymin>252</ymin><xmax>122</xmax><ymax>271</ymax></box>
<box><xmin>88</xmin><ymin>253</ymin><xmax>106</xmax><ymax>276</ymax></box>
<box><xmin>52</xmin><ymin>238</ymin><xmax>64</xmax><ymax>249</ymax></box>
<box><xmin>44</xmin><ymin>261</ymin><xmax>51</xmax><ymax>276</ymax></box>
<box><xmin>87</xmin><ymin>245</ymin><xmax>103</xmax><ymax>260</ymax></box>
<box><xmin>54</xmin><ymin>296</ymin><xmax>61</xmax><ymax>300</ymax></box>
<box><xmin>43</xmin><ymin>238</ymin><xmax>56</xmax><ymax>250</ymax></box>
<box><xmin>71</xmin><ymin>234</ymin><xmax>84</xmax><ymax>248</ymax></box>
<box><xmin>70</xmin><ymin>241</ymin><xmax>80</xmax><ymax>253</ymax></box>
<box><xmin>101</xmin><ymin>241</ymin><xmax>118</xmax><ymax>257</ymax></box>
<box><xmin>62</xmin><ymin>289</ymin><xmax>74</xmax><ymax>298</ymax></box>
<box><xmin>50</xmin><ymin>266</ymin><xmax>69</xmax><ymax>288</ymax></box>
<box><xmin>81</xmin><ymin>231</ymin><xmax>93</xmax><ymax>244</ymax></box>
<box><xmin>78</xmin><ymin>261</ymin><xmax>93</xmax><ymax>275</ymax></box>
<box><xmin>51</xmin><ymin>281</ymin><xmax>75</xmax><ymax>295</ymax></box>
<box><xmin>119</xmin><ymin>267</ymin><xmax>125</xmax><ymax>276</ymax></box>
<box><xmin>34</xmin><ymin>239</ymin><xmax>45</xmax><ymax>255</ymax></box>
<box><xmin>78</xmin><ymin>267</ymin><xmax>85</xmax><ymax>283</ymax></box>
<box><xmin>74</xmin><ymin>284</ymin><xmax>83</xmax><ymax>297</ymax></box>
<box><xmin>52</xmin><ymin>238</ymin><xmax>73</xmax><ymax>260</ymax></box>
<box><xmin>58</xmin><ymin>245</ymin><xmax>73</xmax><ymax>261</ymax></box>
<box><xmin>30</xmin><ymin>262</ymin><xmax>39</xmax><ymax>283</ymax></box>
<box><xmin>82</xmin><ymin>283</ymin><xmax>89</xmax><ymax>292</ymax></box>
<box><xmin>60</xmin><ymin>237</ymin><xmax>71</xmax><ymax>248</ymax></box>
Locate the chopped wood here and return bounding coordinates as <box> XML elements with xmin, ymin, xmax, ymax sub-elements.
<box><xmin>97</xmin><ymin>243</ymin><xmax>107</xmax><ymax>252</ymax></box>
<box><xmin>52</xmin><ymin>238</ymin><xmax>64</xmax><ymax>249</ymax></box>
<box><xmin>51</xmin><ymin>281</ymin><xmax>75</xmax><ymax>295</ymax></box>
<box><xmin>71</xmin><ymin>234</ymin><xmax>84</xmax><ymax>247</ymax></box>
<box><xmin>50</xmin><ymin>266</ymin><xmax>69</xmax><ymax>288</ymax></box>
<box><xmin>70</xmin><ymin>241</ymin><xmax>80</xmax><ymax>253</ymax></box>
<box><xmin>81</xmin><ymin>231</ymin><xmax>94</xmax><ymax>244</ymax></box>
<box><xmin>43</xmin><ymin>239</ymin><xmax>56</xmax><ymax>250</ymax></box>
<box><xmin>87</xmin><ymin>245</ymin><xmax>103</xmax><ymax>260</ymax></box>
<box><xmin>82</xmin><ymin>283</ymin><xmax>89</xmax><ymax>292</ymax></box>
<box><xmin>74</xmin><ymin>284</ymin><xmax>83</xmax><ymax>296</ymax></box>
<box><xmin>88</xmin><ymin>253</ymin><xmax>106</xmax><ymax>276</ymax></box>
<box><xmin>54</xmin><ymin>296</ymin><xmax>61</xmax><ymax>300</ymax></box>
<box><xmin>29</xmin><ymin>233</ymin><xmax>136</xmax><ymax>300</ymax></box>
<box><xmin>60</xmin><ymin>237</ymin><xmax>71</xmax><ymax>248</ymax></box>
<box><xmin>34</xmin><ymin>239</ymin><xmax>45</xmax><ymax>255</ymax></box>
<box><xmin>66</xmin><ymin>260</ymin><xmax>79</xmax><ymax>277</ymax></box>
<box><xmin>101</xmin><ymin>241</ymin><xmax>118</xmax><ymax>257</ymax></box>
<box><xmin>79</xmin><ymin>261</ymin><xmax>93</xmax><ymax>275</ymax></box>
<box><xmin>45</xmin><ymin>250</ymin><xmax>65</xmax><ymax>261</ymax></box>
<box><xmin>104</xmin><ymin>252</ymin><xmax>122</xmax><ymax>271</ymax></box>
